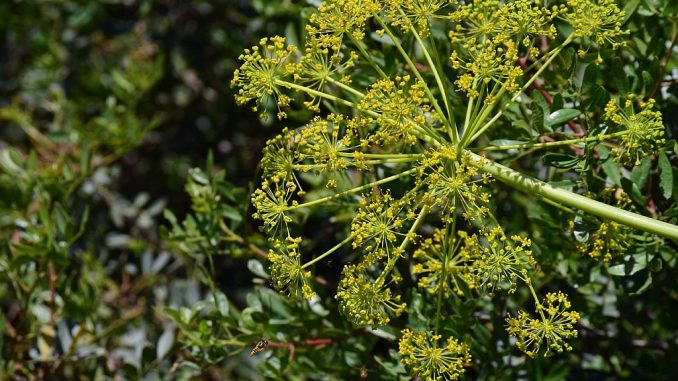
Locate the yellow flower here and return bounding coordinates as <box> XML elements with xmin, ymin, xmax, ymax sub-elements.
<box><xmin>559</xmin><ymin>0</ymin><xmax>628</xmax><ymax>49</ymax></box>
<box><xmin>605</xmin><ymin>97</ymin><xmax>666</xmax><ymax>165</ymax></box>
<box><xmin>268</xmin><ymin>237</ymin><xmax>317</xmax><ymax>300</ymax></box>
<box><xmin>336</xmin><ymin>265</ymin><xmax>406</xmax><ymax>327</ymax></box>
<box><xmin>506</xmin><ymin>291</ymin><xmax>580</xmax><ymax>357</ymax></box>
<box><xmin>231</xmin><ymin>36</ymin><xmax>298</xmax><ymax>119</ymax></box>
<box><xmin>399</xmin><ymin>329</ymin><xmax>471</xmax><ymax>381</ymax></box>
<box><xmin>358</xmin><ymin>75</ymin><xmax>436</xmax><ymax>146</ymax></box>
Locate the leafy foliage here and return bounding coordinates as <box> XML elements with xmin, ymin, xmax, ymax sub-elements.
<box><xmin>2</xmin><ymin>0</ymin><xmax>678</xmax><ymax>380</ymax></box>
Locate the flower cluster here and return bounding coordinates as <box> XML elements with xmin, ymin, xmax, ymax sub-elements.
<box><xmin>412</xmin><ymin>228</ymin><xmax>469</xmax><ymax>297</ymax></box>
<box><xmin>384</xmin><ymin>0</ymin><xmax>451</xmax><ymax>37</ymax></box>
<box><xmin>306</xmin><ymin>0</ymin><xmax>382</xmax><ymax>51</ymax></box>
<box><xmin>605</xmin><ymin>97</ymin><xmax>666</xmax><ymax>165</ymax></box>
<box><xmin>336</xmin><ymin>265</ymin><xmax>406</xmax><ymax>327</ymax></box>
<box><xmin>399</xmin><ymin>329</ymin><xmax>472</xmax><ymax>381</ymax></box>
<box><xmin>231</xmin><ymin>36</ymin><xmax>298</xmax><ymax>119</ymax></box>
<box><xmin>558</xmin><ymin>0</ymin><xmax>628</xmax><ymax>52</ymax></box>
<box><xmin>464</xmin><ymin>226</ymin><xmax>534</xmax><ymax>295</ymax></box>
<box><xmin>268</xmin><ymin>237</ymin><xmax>316</xmax><ymax>300</ymax></box>
<box><xmin>506</xmin><ymin>292</ymin><xmax>580</xmax><ymax>358</ymax></box>
<box><xmin>450</xmin><ymin>39</ymin><xmax>522</xmax><ymax>98</ymax></box>
<box><xmin>351</xmin><ymin>190</ymin><xmax>415</xmax><ymax>266</ymax></box>
<box><xmin>419</xmin><ymin>147</ymin><xmax>492</xmax><ymax>222</ymax></box>
<box><xmin>358</xmin><ymin>76</ymin><xmax>435</xmax><ymax>146</ymax></box>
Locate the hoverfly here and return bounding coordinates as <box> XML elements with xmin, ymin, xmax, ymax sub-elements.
<box><xmin>249</xmin><ymin>339</ymin><xmax>269</xmax><ymax>356</ymax></box>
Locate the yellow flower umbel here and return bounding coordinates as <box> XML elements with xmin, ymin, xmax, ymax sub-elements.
<box><xmin>558</xmin><ymin>0</ymin><xmax>628</xmax><ymax>53</ymax></box>
<box><xmin>268</xmin><ymin>237</ymin><xmax>317</xmax><ymax>300</ymax></box>
<box><xmin>412</xmin><ymin>228</ymin><xmax>470</xmax><ymax>297</ymax></box>
<box><xmin>231</xmin><ymin>36</ymin><xmax>298</xmax><ymax>119</ymax></box>
<box><xmin>251</xmin><ymin>178</ymin><xmax>298</xmax><ymax>238</ymax></box>
<box><xmin>604</xmin><ymin>97</ymin><xmax>666</xmax><ymax>166</ymax></box>
<box><xmin>384</xmin><ymin>0</ymin><xmax>451</xmax><ymax>37</ymax></box>
<box><xmin>450</xmin><ymin>39</ymin><xmax>523</xmax><ymax>98</ymax></box>
<box><xmin>399</xmin><ymin>329</ymin><xmax>471</xmax><ymax>381</ymax></box>
<box><xmin>351</xmin><ymin>190</ymin><xmax>415</xmax><ymax>266</ymax></box>
<box><xmin>358</xmin><ymin>75</ymin><xmax>436</xmax><ymax>146</ymax></box>
<box><xmin>419</xmin><ymin>147</ymin><xmax>492</xmax><ymax>222</ymax></box>
<box><xmin>336</xmin><ymin>265</ymin><xmax>406</xmax><ymax>327</ymax></box>
<box><xmin>506</xmin><ymin>291</ymin><xmax>580</xmax><ymax>358</ymax></box>
<box><xmin>465</xmin><ymin>226</ymin><xmax>534</xmax><ymax>295</ymax></box>
<box><xmin>306</xmin><ymin>0</ymin><xmax>382</xmax><ymax>51</ymax></box>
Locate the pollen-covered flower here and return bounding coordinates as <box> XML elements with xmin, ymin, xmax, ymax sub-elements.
<box><xmin>358</xmin><ymin>76</ymin><xmax>436</xmax><ymax>146</ymax></box>
<box><xmin>336</xmin><ymin>265</ymin><xmax>406</xmax><ymax>327</ymax></box>
<box><xmin>604</xmin><ymin>97</ymin><xmax>666</xmax><ymax>165</ymax></box>
<box><xmin>419</xmin><ymin>147</ymin><xmax>492</xmax><ymax>222</ymax></box>
<box><xmin>399</xmin><ymin>329</ymin><xmax>472</xmax><ymax>381</ymax></box>
<box><xmin>231</xmin><ymin>36</ymin><xmax>298</xmax><ymax>119</ymax></box>
<box><xmin>306</xmin><ymin>0</ymin><xmax>382</xmax><ymax>51</ymax></box>
<box><xmin>251</xmin><ymin>178</ymin><xmax>298</xmax><ymax>237</ymax></box>
<box><xmin>351</xmin><ymin>190</ymin><xmax>415</xmax><ymax>265</ymax></box>
<box><xmin>450</xmin><ymin>39</ymin><xmax>522</xmax><ymax>97</ymax></box>
<box><xmin>268</xmin><ymin>237</ymin><xmax>316</xmax><ymax>300</ymax></box>
<box><xmin>496</xmin><ymin>0</ymin><xmax>556</xmax><ymax>47</ymax></box>
<box><xmin>506</xmin><ymin>291</ymin><xmax>580</xmax><ymax>358</ymax></box>
<box><xmin>558</xmin><ymin>0</ymin><xmax>628</xmax><ymax>49</ymax></box>
<box><xmin>412</xmin><ymin>228</ymin><xmax>470</xmax><ymax>297</ymax></box>
<box><xmin>448</xmin><ymin>0</ymin><xmax>502</xmax><ymax>44</ymax></box>
<box><xmin>383</xmin><ymin>0</ymin><xmax>451</xmax><ymax>37</ymax></box>
<box><xmin>465</xmin><ymin>226</ymin><xmax>534</xmax><ymax>295</ymax></box>
<box><xmin>296</xmin><ymin>115</ymin><xmax>357</xmax><ymax>175</ymax></box>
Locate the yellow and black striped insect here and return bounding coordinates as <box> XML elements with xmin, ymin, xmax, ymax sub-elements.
<box><xmin>249</xmin><ymin>339</ymin><xmax>269</xmax><ymax>357</ymax></box>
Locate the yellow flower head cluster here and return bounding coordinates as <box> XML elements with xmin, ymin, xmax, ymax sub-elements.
<box><xmin>399</xmin><ymin>329</ymin><xmax>472</xmax><ymax>381</ymax></box>
<box><xmin>251</xmin><ymin>178</ymin><xmax>298</xmax><ymax>237</ymax></box>
<box><xmin>464</xmin><ymin>226</ymin><xmax>534</xmax><ymax>295</ymax></box>
<box><xmin>384</xmin><ymin>0</ymin><xmax>452</xmax><ymax>37</ymax></box>
<box><xmin>336</xmin><ymin>265</ymin><xmax>406</xmax><ymax>327</ymax></box>
<box><xmin>306</xmin><ymin>0</ymin><xmax>382</xmax><ymax>51</ymax></box>
<box><xmin>419</xmin><ymin>147</ymin><xmax>492</xmax><ymax>222</ymax></box>
<box><xmin>605</xmin><ymin>97</ymin><xmax>666</xmax><ymax>166</ymax></box>
<box><xmin>572</xmin><ymin>220</ymin><xmax>629</xmax><ymax>263</ymax></box>
<box><xmin>358</xmin><ymin>75</ymin><xmax>435</xmax><ymax>146</ymax></box>
<box><xmin>268</xmin><ymin>237</ymin><xmax>316</xmax><ymax>300</ymax></box>
<box><xmin>412</xmin><ymin>228</ymin><xmax>471</xmax><ymax>297</ymax></box>
<box><xmin>351</xmin><ymin>190</ymin><xmax>417</xmax><ymax>267</ymax></box>
<box><xmin>558</xmin><ymin>0</ymin><xmax>628</xmax><ymax>51</ymax></box>
<box><xmin>451</xmin><ymin>39</ymin><xmax>522</xmax><ymax>99</ymax></box>
<box><xmin>231</xmin><ymin>36</ymin><xmax>298</xmax><ymax>120</ymax></box>
<box><xmin>506</xmin><ymin>291</ymin><xmax>580</xmax><ymax>358</ymax></box>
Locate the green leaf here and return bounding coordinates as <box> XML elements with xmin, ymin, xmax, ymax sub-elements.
<box><xmin>543</xmin><ymin>153</ymin><xmax>579</xmax><ymax>169</ymax></box>
<box><xmin>658</xmin><ymin>152</ymin><xmax>673</xmax><ymax>199</ymax></box>
<box><xmin>157</xmin><ymin>330</ymin><xmax>175</xmax><ymax>360</ymax></box>
<box><xmin>631</xmin><ymin>156</ymin><xmax>652</xmax><ymax>189</ymax></box>
<box><xmin>623</xmin><ymin>0</ymin><xmax>641</xmax><ymax>22</ymax></box>
<box><xmin>546</xmin><ymin>109</ymin><xmax>580</xmax><ymax>127</ymax></box>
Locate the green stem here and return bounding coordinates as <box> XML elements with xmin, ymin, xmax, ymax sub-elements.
<box><xmin>276</xmin><ymin>80</ymin><xmax>357</xmax><ymax>108</ymax></box>
<box><xmin>467</xmin><ymin>152</ymin><xmax>678</xmax><ymax>240</ymax></box>
<box><xmin>347</xmin><ymin>32</ymin><xmax>388</xmax><ymax>79</ymax></box>
<box><xmin>378</xmin><ymin>205</ymin><xmax>430</xmax><ymax>283</ymax></box>
<box><xmin>285</xmin><ymin>166</ymin><xmax>420</xmax><ymax>211</ymax></box>
<box><xmin>337</xmin><ymin>152</ymin><xmax>422</xmax><ymax>159</ymax></box>
<box><xmin>326</xmin><ymin>76</ymin><xmax>365</xmax><ymax>97</ymax></box>
<box><xmin>408</xmin><ymin>22</ymin><xmax>458</xmax><ymax>143</ymax></box>
<box><xmin>475</xmin><ymin>131</ymin><xmax>628</xmax><ymax>151</ymax></box>
<box><xmin>294</xmin><ymin>157</ymin><xmax>419</xmax><ymax>170</ymax></box>
<box><xmin>374</xmin><ymin>16</ymin><xmax>454</xmax><ymax>143</ymax></box>
<box><xmin>301</xmin><ymin>235</ymin><xmax>353</xmax><ymax>269</ymax></box>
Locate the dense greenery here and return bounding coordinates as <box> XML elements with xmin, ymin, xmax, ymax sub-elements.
<box><xmin>1</xmin><ymin>0</ymin><xmax>677</xmax><ymax>380</ymax></box>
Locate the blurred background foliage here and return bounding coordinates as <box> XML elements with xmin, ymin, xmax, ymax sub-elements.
<box><xmin>0</xmin><ymin>0</ymin><xmax>677</xmax><ymax>380</ymax></box>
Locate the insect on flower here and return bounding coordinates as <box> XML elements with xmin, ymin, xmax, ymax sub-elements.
<box><xmin>250</xmin><ymin>339</ymin><xmax>269</xmax><ymax>356</ymax></box>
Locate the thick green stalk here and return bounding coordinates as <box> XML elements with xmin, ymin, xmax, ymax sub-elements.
<box><xmin>475</xmin><ymin>131</ymin><xmax>628</xmax><ymax>151</ymax></box>
<box><xmin>467</xmin><ymin>152</ymin><xmax>678</xmax><ymax>241</ymax></box>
